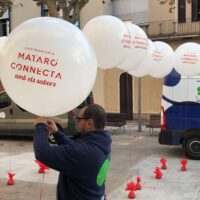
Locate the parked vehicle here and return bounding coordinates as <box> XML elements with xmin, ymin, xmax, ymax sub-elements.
<box><xmin>0</xmin><ymin>82</ymin><xmax>68</xmax><ymax>136</ymax></box>
<box><xmin>159</xmin><ymin>69</ymin><xmax>200</xmax><ymax>159</ymax></box>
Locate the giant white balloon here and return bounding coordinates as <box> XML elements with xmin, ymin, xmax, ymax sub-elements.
<box><xmin>83</xmin><ymin>15</ymin><xmax>128</xmax><ymax>69</ymax></box>
<box><xmin>0</xmin><ymin>17</ymin><xmax>97</xmax><ymax>116</ymax></box>
<box><xmin>0</xmin><ymin>36</ymin><xmax>7</xmax><ymax>50</ymax></box>
<box><xmin>118</xmin><ymin>22</ymin><xmax>149</xmax><ymax>71</ymax></box>
<box><xmin>174</xmin><ymin>42</ymin><xmax>200</xmax><ymax>76</ymax></box>
<box><xmin>128</xmin><ymin>40</ymin><xmax>154</xmax><ymax>77</ymax></box>
<box><xmin>149</xmin><ymin>41</ymin><xmax>174</xmax><ymax>78</ymax></box>
<box><xmin>0</xmin><ymin>36</ymin><xmax>7</xmax><ymax>80</ymax></box>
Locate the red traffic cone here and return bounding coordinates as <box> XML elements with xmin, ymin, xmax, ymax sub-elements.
<box><xmin>160</xmin><ymin>157</ymin><xmax>167</xmax><ymax>170</ymax></box>
<box><xmin>154</xmin><ymin>167</ymin><xmax>163</xmax><ymax>179</ymax></box>
<box><xmin>181</xmin><ymin>159</ymin><xmax>188</xmax><ymax>171</ymax></box>
<box><xmin>128</xmin><ymin>190</ymin><xmax>136</xmax><ymax>199</ymax></box>
<box><xmin>135</xmin><ymin>176</ymin><xmax>142</xmax><ymax>190</ymax></box>
<box><xmin>7</xmin><ymin>172</ymin><xmax>15</xmax><ymax>186</ymax></box>
<box><xmin>35</xmin><ymin>160</ymin><xmax>49</xmax><ymax>174</ymax></box>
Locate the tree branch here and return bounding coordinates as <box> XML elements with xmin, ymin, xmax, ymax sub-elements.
<box><xmin>44</xmin><ymin>0</ymin><xmax>58</xmax><ymax>17</ymax></box>
<box><xmin>31</xmin><ymin>0</ymin><xmax>89</xmax><ymax>23</ymax></box>
<box><xmin>0</xmin><ymin>0</ymin><xmax>12</xmax><ymax>17</ymax></box>
<box><xmin>60</xmin><ymin>0</ymin><xmax>89</xmax><ymax>23</ymax></box>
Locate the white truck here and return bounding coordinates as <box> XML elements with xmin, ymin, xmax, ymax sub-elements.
<box><xmin>0</xmin><ymin>83</ymin><xmax>68</xmax><ymax>136</ymax></box>
<box><xmin>159</xmin><ymin>69</ymin><xmax>200</xmax><ymax>159</ymax></box>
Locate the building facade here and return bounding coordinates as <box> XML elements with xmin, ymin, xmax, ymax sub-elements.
<box><xmin>0</xmin><ymin>0</ymin><xmax>200</xmax><ymax>119</ymax></box>
<box><xmin>81</xmin><ymin>0</ymin><xmax>200</xmax><ymax>119</ymax></box>
<box><xmin>81</xmin><ymin>0</ymin><xmax>162</xmax><ymax>119</ymax></box>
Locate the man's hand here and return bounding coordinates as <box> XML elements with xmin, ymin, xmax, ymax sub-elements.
<box><xmin>34</xmin><ymin>117</ymin><xmax>48</xmax><ymax>126</ymax></box>
<box><xmin>46</xmin><ymin>119</ymin><xmax>59</xmax><ymax>134</ymax></box>
<box><xmin>34</xmin><ymin>118</ymin><xmax>58</xmax><ymax>135</ymax></box>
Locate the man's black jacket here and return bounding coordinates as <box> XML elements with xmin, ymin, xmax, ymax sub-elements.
<box><xmin>34</xmin><ymin>124</ymin><xmax>112</xmax><ymax>200</ymax></box>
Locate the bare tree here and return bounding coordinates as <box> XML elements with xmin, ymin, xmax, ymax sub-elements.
<box><xmin>0</xmin><ymin>0</ymin><xmax>12</xmax><ymax>17</ymax></box>
<box><xmin>32</xmin><ymin>0</ymin><xmax>89</xmax><ymax>24</ymax></box>
<box><xmin>158</xmin><ymin>0</ymin><xmax>191</xmax><ymax>13</ymax></box>
<box><xmin>0</xmin><ymin>0</ymin><xmax>89</xmax><ymax>24</ymax></box>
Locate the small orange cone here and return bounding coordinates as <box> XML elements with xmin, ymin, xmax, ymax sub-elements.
<box><xmin>128</xmin><ymin>190</ymin><xmax>136</xmax><ymax>199</ymax></box>
<box><xmin>125</xmin><ymin>181</ymin><xmax>136</xmax><ymax>191</ymax></box>
<box><xmin>180</xmin><ymin>159</ymin><xmax>188</xmax><ymax>171</ymax></box>
<box><xmin>154</xmin><ymin>167</ymin><xmax>163</xmax><ymax>179</ymax></box>
<box><xmin>7</xmin><ymin>172</ymin><xmax>15</xmax><ymax>186</ymax></box>
<box><xmin>135</xmin><ymin>176</ymin><xmax>142</xmax><ymax>190</ymax></box>
<box><xmin>160</xmin><ymin>157</ymin><xmax>167</xmax><ymax>170</ymax></box>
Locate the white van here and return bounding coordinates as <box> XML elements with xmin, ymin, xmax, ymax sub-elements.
<box><xmin>0</xmin><ymin>84</ymin><xmax>68</xmax><ymax>136</ymax></box>
<box><xmin>159</xmin><ymin>69</ymin><xmax>200</xmax><ymax>159</ymax></box>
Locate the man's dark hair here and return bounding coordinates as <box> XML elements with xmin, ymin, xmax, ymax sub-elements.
<box><xmin>83</xmin><ymin>104</ymin><xmax>106</xmax><ymax>129</ymax></box>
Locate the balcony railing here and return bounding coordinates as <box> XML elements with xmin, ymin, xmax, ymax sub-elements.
<box><xmin>139</xmin><ymin>19</ymin><xmax>200</xmax><ymax>40</ymax></box>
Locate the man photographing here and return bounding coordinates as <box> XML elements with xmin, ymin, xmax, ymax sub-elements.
<box><xmin>33</xmin><ymin>104</ymin><xmax>111</xmax><ymax>200</ymax></box>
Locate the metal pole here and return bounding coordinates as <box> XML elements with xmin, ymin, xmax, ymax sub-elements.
<box><xmin>8</xmin><ymin>7</ymin><xmax>11</xmax><ymax>33</ymax></box>
<box><xmin>138</xmin><ymin>77</ymin><xmax>142</xmax><ymax>132</ymax></box>
<box><xmin>41</xmin><ymin>3</ymin><xmax>45</xmax><ymax>17</ymax></box>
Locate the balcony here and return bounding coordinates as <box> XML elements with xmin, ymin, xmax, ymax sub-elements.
<box><xmin>111</xmin><ymin>0</ymin><xmax>149</xmax><ymax>25</ymax></box>
<box><xmin>140</xmin><ymin>19</ymin><xmax>200</xmax><ymax>41</ymax></box>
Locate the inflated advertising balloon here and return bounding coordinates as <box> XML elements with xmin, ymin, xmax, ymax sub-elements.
<box><xmin>174</xmin><ymin>42</ymin><xmax>200</xmax><ymax>76</ymax></box>
<box><xmin>149</xmin><ymin>41</ymin><xmax>174</xmax><ymax>78</ymax></box>
<box><xmin>83</xmin><ymin>15</ymin><xmax>128</xmax><ymax>69</ymax></box>
<box><xmin>0</xmin><ymin>17</ymin><xmax>97</xmax><ymax>116</ymax></box>
<box><xmin>0</xmin><ymin>36</ymin><xmax>7</xmax><ymax>49</ymax></box>
<box><xmin>128</xmin><ymin>40</ymin><xmax>154</xmax><ymax>77</ymax></box>
<box><xmin>118</xmin><ymin>22</ymin><xmax>149</xmax><ymax>71</ymax></box>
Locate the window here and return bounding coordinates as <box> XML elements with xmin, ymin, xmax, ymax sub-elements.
<box><xmin>41</xmin><ymin>4</ymin><xmax>48</xmax><ymax>16</ymax></box>
<box><xmin>0</xmin><ymin>10</ymin><xmax>10</xmax><ymax>36</ymax></box>
<box><xmin>178</xmin><ymin>0</ymin><xmax>186</xmax><ymax>23</ymax></box>
<box><xmin>192</xmin><ymin>0</ymin><xmax>200</xmax><ymax>21</ymax></box>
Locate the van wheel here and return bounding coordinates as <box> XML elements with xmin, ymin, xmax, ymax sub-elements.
<box><xmin>183</xmin><ymin>134</ymin><xmax>200</xmax><ymax>160</ymax></box>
